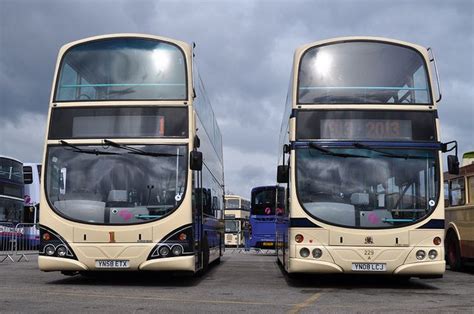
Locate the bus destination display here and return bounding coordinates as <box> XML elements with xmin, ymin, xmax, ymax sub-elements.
<box><xmin>320</xmin><ymin>119</ymin><xmax>412</xmax><ymax>140</ymax></box>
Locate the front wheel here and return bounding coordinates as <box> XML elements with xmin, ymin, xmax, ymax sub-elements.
<box><xmin>446</xmin><ymin>231</ymin><xmax>463</xmax><ymax>271</ymax></box>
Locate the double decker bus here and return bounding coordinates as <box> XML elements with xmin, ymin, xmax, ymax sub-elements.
<box><xmin>444</xmin><ymin>152</ymin><xmax>474</xmax><ymax>270</ymax></box>
<box><xmin>23</xmin><ymin>163</ymin><xmax>42</xmax><ymax>223</ymax></box>
<box><xmin>39</xmin><ymin>34</ymin><xmax>224</xmax><ymax>275</ymax></box>
<box><xmin>248</xmin><ymin>186</ymin><xmax>284</xmax><ymax>249</ymax></box>
<box><xmin>0</xmin><ymin>156</ymin><xmax>24</xmax><ymax>223</ymax></box>
<box><xmin>276</xmin><ymin>37</ymin><xmax>459</xmax><ymax>278</ymax></box>
<box><xmin>0</xmin><ymin>156</ymin><xmax>24</xmax><ymax>249</ymax></box>
<box><xmin>224</xmin><ymin>195</ymin><xmax>250</xmax><ymax>247</ymax></box>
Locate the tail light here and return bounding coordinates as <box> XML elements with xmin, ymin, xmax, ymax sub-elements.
<box><xmin>295</xmin><ymin>234</ymin><xmax>304</xmax><ymax>243</ymax></box>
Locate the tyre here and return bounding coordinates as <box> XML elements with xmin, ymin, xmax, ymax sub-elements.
<box><xmin>446</xmin><ymin>231</ymin><xmax>463</xmax><ymax>271</ymax></box>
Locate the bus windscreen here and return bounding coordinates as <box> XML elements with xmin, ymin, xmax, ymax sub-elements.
<box><xmin>298</xmin><ymin>41</ymin><xmax>431</xmax><ymax>104</ymax></box>
<box><xmin>55</xmin><ymin>37</ymin><xmax>187</xmax><ymax>101</ymax></box>
<box><xmin>251</xmin><ymin>189</ymin><xmax>276</xmax><ymax>215</ymax></box>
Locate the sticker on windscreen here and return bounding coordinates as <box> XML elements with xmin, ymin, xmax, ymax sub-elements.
<box><xmin>428</xmin><ymin>200</ymin><xmax>435</xmax><ymax>207</ymax></box>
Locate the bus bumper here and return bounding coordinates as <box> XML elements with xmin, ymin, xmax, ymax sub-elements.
<box><xmin>39</xmin><ymin>256</ymin><xmax>89</xmax><ymax>272</ymax></box>
<box><xmin>393</xmin><ymin>260</ymin><xmax>445</xmax><ymax>276</ymax></box>
<box><xmin>289</xmin><ymin>258</ymin><xmax>344</xmax><ymax>273</ymax></box>
<box><xmin>139</xmin><ymin>255</ymin><xmax>195</xmax><ymax>272</ymax></box>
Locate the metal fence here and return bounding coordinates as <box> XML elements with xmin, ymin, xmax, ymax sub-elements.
<box><xmin>0</xmin><ymin>222</ymin><xmax>39</xmax><ymax>263</ymax></box>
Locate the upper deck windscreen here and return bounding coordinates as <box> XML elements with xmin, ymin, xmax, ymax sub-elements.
<box><xmin>55</xmin><ymin>38</ymin><xmax>187</xmax><ymax>101</ymax></box>
<box><xmin>298</xmin><ymin>41</ymin><xmax>431</xmax><ymax>105</ymax></box>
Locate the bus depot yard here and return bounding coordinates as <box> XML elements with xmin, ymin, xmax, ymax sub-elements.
<box><xmin>0</xmin><ymin>252</ymin><xmax>473</xmax><ymax>313</ymax></box>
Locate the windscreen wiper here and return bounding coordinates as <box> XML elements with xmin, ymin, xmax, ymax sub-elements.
<box><xmin>60</xmin><ymin>140</ymin><xmax>119</xmax><ymax>155</ymax></box>
<box><xmin>103</xmin><ymin>139</ymin><xmax>183</xmax><ymax>157</ymax></box>
<box><xmin>353</xmin><ymin>143</ymin><xmax>426</xmax><ymax>159</ymax></box>
<box><xmin>308</xmin><ymin>142</ymin><xmax>368</xmax><ymax>158</ymax></box>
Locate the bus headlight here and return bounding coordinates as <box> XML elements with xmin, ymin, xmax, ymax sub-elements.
<box><xmin>416</xmin><ymin>250</ymin><xmax>426</xmax><ymax>260</ymax></box>
<box><xmin>312</xmin><ymin>248</ymin><xmax>323</xmax><ymax>259</ymax></box>
<box><xmin>171</xmin><ymin>245</ymin><xmax>183</xmax><ymax>256</ymax></box>
<box><xmin>300</xmin><ymin>248</ymin><xmax>310</xmax><ymax>258</ymax></box>
<box><xmin>428</xmin><ymin>249</ymin><xmax>438</xmax><ymax>260</ymax></box>
<box><xmin>45</xmin><ymin>245</ymin><xmax>55</xmax><ymax>256</ymax></box>
<box><xmin>158</xmin><ymin>246</ymin><xmax>170</xmax><ymax>257</ymax></box>
<box><xmin>56</xmin><ymin>245</ymin><xmax>67</xmax><ymax>257</ymax></box>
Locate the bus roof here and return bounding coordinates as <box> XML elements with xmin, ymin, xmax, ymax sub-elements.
<box><xmin>58</xmin><ymin>33</ymin><xmax>190</xmax><ymax>54</ymax></box>
<box><xmin>0</xmin><ymin>155</ymin><xmax>22</xmax><ymax>164</ymax></box>
<box><xmin>294</xmin><ymin>36</ymin><xmax>428</xmax><ymax>57</ymax></box>
<box><xmin>251</xmin><ymin>186</ymin><xmax>277</xmax><ymax>193</ymax></box>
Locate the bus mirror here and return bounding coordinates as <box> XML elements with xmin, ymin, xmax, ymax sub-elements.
<box><xmin>447</xmin><ymin>155</ymin><xmax>460</xmax><ymax>175</ymax></box>
<box><xmin>190</xmin><ymin>151</ymin><xmax>203</xmax><ymax>171</ymax></box>
<box><xmin>277</xmin><ymin>165</ymin><xmax>289</xmax><ymax>183</ymax></box>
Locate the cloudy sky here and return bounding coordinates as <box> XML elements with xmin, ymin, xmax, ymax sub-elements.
<box><xmin>1</xmin><ymin>0</ymin><xmax>473</xmax><ymax>198</ymax></box>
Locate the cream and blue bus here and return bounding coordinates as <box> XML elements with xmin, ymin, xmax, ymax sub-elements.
<box><xmin>276</xmin><ymin>37</ymin><xmax>459</xmax><ymax>278</ymax></box>
<box><xmin>224</xmin><ymin>195</ymin><xmax>250</xmax><ymax>247</ymax></box>
<box><xmin>39</xmin><ymin>34</ymin><xmax>224</xmax><ymax>275</ymax></box>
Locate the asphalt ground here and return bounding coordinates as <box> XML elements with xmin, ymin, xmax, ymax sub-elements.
<box><xmin>1</xmin><ymin>251</ymin><xmax>473</xmax><ymax>313</ymax></box>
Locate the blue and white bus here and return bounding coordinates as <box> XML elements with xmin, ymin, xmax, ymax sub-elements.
<box><xmin>248</xmin><ymin>186</ymin><xmax>284</xmax><ymax>249</ymax></box>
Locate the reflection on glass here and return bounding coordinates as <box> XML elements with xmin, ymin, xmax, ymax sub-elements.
<box><xmin>46</xmin><ymin>145</ymin><xmax>187</xmax><ymax>225</ymax></box>
<box><xmin>0</xmin><ymin>198</ymin><xmax>24</xmax><ymax>223</ymax></box>
<box><xmin>251</xmin><ymin>189</ymin><xmax>276</xmax><ymax>215</ymax></box>
<box><xmin>298</xmin><ymin>42</ymin><xmax>431</xmax><ymax>104</ymax></box>
<box><xmin>0</xmin><ymin>158</ymin><xmax>23</xmax><ymax>184</ymax></box>
<box><xmin>56</xmin><ymin>38</ymin><xmax>186</xmax><ymax>101</ymax></box>
<box><xmin>225</xmin><ymin>220</ymin><xmax>239</xmax><ymax>233</ymax></box>
<box><xmin>296</xmin><ymin>148</ymin><xmax>438</xmax><ymax>228</ymax></box>
<box><xmin>225</xmin><ymin>199</ymin><xmax>240</xmax><ymax>209</ymax></box>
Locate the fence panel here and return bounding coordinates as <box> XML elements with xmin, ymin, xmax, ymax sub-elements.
<box><xmin>0</xmin><ymin>222</ymin><xmax>18</xmax><ymax>263</ymax></box>
<box><xmin>15</xmin><ymin>223</ymin><xmax>40</xmax><ymax>262</ymax></box>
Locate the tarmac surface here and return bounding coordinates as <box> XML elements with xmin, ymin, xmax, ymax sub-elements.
<box><xmin>1</xmin><ymin>250</ymin><xmax>473</xmax><ymax>313</ymax></box>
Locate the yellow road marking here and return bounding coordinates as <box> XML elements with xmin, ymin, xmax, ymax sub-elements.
<box><xmin>288</xmin><ymin>292</ymin><xmax>321</xmax><ymax>314</ymax></box>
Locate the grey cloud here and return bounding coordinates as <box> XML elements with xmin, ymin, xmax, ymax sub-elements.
<box><xmin>1</xmin><ymin>0</ymin><xmax>473</xmax><ymax>196</ymax></box>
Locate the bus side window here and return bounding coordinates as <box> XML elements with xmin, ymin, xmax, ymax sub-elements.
<box><xmin>450</xmin><ymin>178</ymin><xmax>465</xmax><ymax>206</ymax></box>
<box><xmin>468</xmin><ymin>176</ymin><xmax>474</xmax><ymax>204</ymax></box>
<box><xmin>444</xmin><ymin>181</ymin><xmax>449</xmax><ymax>207</ymax></box>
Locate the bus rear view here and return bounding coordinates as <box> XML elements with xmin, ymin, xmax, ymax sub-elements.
<box><xmin>248</xmin><ymin>186</ymin><xmax>283</xmax><ymax>249</ymax></box>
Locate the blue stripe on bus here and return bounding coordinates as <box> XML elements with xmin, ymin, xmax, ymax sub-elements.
<box><xmin>299</xmin><ymin>86</ymin><xmax>427</xmax><ymax>91</ymax></box>
<box><xmin>290</xmin><ymin>218</ymin><xmax>321</xmax><ymax>228</ymax></box>
<box><xmin>417</xmin><ymin>219</ymin><xmax>444</xmax><ymax>229</ymax></box>
<box><xmin>292</xmin><ymin>141</ymin><xmax>442</xmax><ymax>150</ymax></box>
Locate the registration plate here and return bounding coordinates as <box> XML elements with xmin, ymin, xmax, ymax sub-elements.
<box><xmin>262</xmin><ymin>242</ymin><xmax>274</xmax><ymax>247</ymax></box>
<box><xmin>95</xmin><ymin>260</ymin><xmax>130</xmax><ymax>269</ymax></box>
<box><xmin>351</xmin><ymin>263</ymin><xmax>386</xmax><ymax>272</ymax></box>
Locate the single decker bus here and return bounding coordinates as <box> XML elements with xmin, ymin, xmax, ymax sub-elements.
<box><xmin>248</xmin><ymin>186</ymin><xmax>284</xmax><ymax>249</ymax></box>
<box><xmin>39</xmin><ymin>34</ymin><xmax>224</xmax><ymax>275</ymax></box>
<box><xmin>444</xmin><ymin>152</ymin><xmax>474</xmax><ymax>271</ymax></box>
<box><xmin>276</xmin><ymin>36</ymin><xmax>459</xmax><ymax>278</ymax></box>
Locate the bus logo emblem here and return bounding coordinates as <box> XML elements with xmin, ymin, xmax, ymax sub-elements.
<box><xmin>109</xmin><ymin>232</ymin><xmax>116</xmax><ymax>243</ymax></box>
<box><xmin>364</xmin><ymin>236</ymin><xmax>374</xmax><ymax>244</ymax></box>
